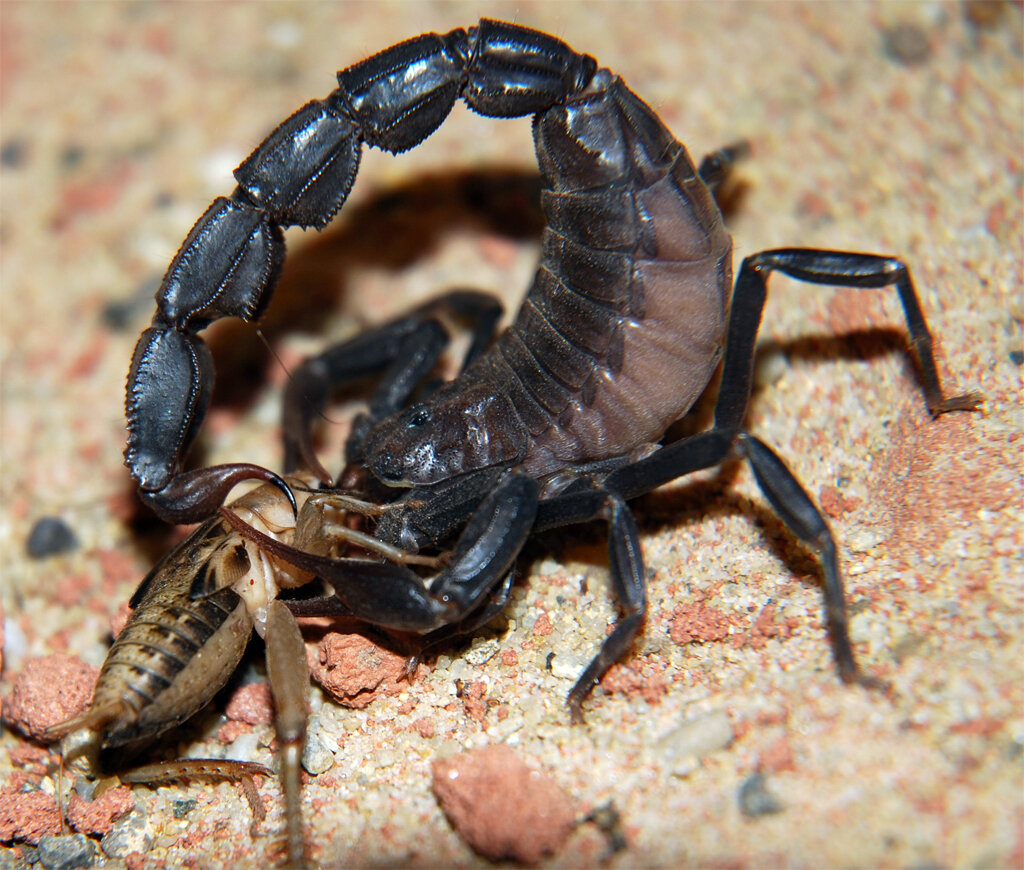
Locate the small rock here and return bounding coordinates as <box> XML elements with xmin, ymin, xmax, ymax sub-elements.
<box><xmin>309</xmin><ymin>633</ymin><xmax>407</xmax><ymax>708</ymax></box>
<box><xmin>36</xmin><ymin>833</ymin><xmax>96</xmax><ymax>869</ymax></box>
<box><xmin>302</xmin><ymin>732</ymin><xmax>334</xmax><ymax>775</ymax></box>
<box><xmin>100</xmin><ymin>811</ymin><xmax>153</xmax><ymax>859</ymax></box>
<box><xmin>172</xmin><ymin>798</ymin><xmax>197</xmax><ymax>820</ymax></box>
<box><xmin>66</xmin><ymin>787</ymin><xmax>134</xmax><ymax>835</ymax></box>
<box><xmin>2</xmin><ymin>655</ymin><xmax>98</xmax><ymax>741</ymax></box>
<box><xmin>548</xmin><ymin>651</ymin><xmax>586</xmax><ymax>682</ymax></box>
<box><xmin>464</xmin><ymin>638</ymin><xmax>500</xmax><ymax>666</ymax></box>
<box><xmin>26</xmin><ymin>517</ymin><xmax>79</xmax><ymax>558</ymax></box>
<box><xmin>738</xmin><ymin>772</ymin><xmax>785</xmax><ymax>818</ymax></box>
<box><xmin>0</xmin><ymin>788</ymin><xmax>61</xmax><ymax>843</ymax></box>
<box><xmin>882</xmin><ymin>23</ymin><xmax>932</xmax><ymax>66</ymax></box>
<box><xmin>432</xmin><ymin>744</ymin><xmax>576</xmax><ymax>864</ymax></box>
<box><xmin>655</xmin><ymin>711</ymin><xmax>734</xmax><ymax>777</ymax></box>
<box><xmin>225</xmin><ymin>681</ymin><xmax>273</xmax><ymax>726</ymax></box>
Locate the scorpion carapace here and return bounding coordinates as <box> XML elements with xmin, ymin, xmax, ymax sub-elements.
<box><xmin>88</xmin><ymin>17</ymin><xmax>980</xmax><ymax>867</ymax></box>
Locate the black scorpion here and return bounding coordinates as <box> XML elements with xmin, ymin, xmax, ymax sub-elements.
<box><xmin>57</xmin><ymin>19</ymin><xmax>980</xmax><ymax>867</ymax></box>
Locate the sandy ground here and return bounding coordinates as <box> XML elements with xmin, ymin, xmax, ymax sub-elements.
<box><xmin>1</xmin><ymin>2</ymin><xmax>1021</xmax><ymax>868</ymax></box>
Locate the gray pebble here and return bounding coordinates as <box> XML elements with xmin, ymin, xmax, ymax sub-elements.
<box><xmin>302</xmin><ymin>732</ymin><xmax>335</xmax><ymax>775</ymax></box>
<box><xmin>26</xmin><ymin>517</ymin><xmax>78</xmax><ymax>558</ymax></box>
<box><xmin>36</xmin><ymin>834</ymin><xmax>96</xmax><ymax>870</ymax></box>
<box><xmin>882</xmin><ymin>23</ymin><xmax>932</xmax><ymax>66</ymax></box>
<box><xmin>100</xmin><ymin>811</ymin><xmax>153</xmax><ymax>859</ymax></box>
<box><xmin>172</xmin><ymin>798</ymin><xmax>198</xmax><ymax>819</ymax></box>
<box><xmin>738</xmin><ymin>772</ymin><xmax>785</xmax><ymax>817</ymax></box>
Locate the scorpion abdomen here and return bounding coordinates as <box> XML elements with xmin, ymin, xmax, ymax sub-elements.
<box><xmin>490</xmin><ymin>72</ymin><xmax>732</xmax><ymax>477</ymax></box>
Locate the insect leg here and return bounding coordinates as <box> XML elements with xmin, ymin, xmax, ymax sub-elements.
<box><xmin>264</xmin><ymin>600</ymin><xmax>310</xmax><ymax>869</ymax></box>
<box><xmin>229</xmin><ymin>472</ymin><xmax>537</xmax><ymax>633</ymax></box>
<box><xmin>715</xmin><ymin>248</ymin><xmax>981</xmax><ymax>431</ymax></box>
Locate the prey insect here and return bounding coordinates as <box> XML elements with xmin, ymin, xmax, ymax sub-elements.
<box><xmin>53</xmin><ymin>18</ymin><xmax>979</xmax><ymax>868</ymax></box>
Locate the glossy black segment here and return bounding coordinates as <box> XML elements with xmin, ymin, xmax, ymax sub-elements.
<box><xmin>511</xmin><ymin>301</ymin><xmax>595</xmax><ymax>391</ymax></box>
<box><xmin>155</xmin><ymin>196</ymin><xmax>284</xmax><ymax>328</ymax></box>
<box><xmin>138</xmin><ymin>463</ymin><xmax>295</xmax><ymax>526</ymax></box>
<box><xmin>497</xmin><ymin>329</ymin><xmax>571</xmax><ymax>416</ymax></box>
<box><xmin>541</xmin><ymin>187</ymin><xmax>638</xmax><ymax>253</ymax></box>
<box><xmin>374</xmin><ymin>466</ymin><xmax>512</xmax><ymax>552</ymax></box>
<box><xmin>542</xmin><ymin>232</ymin><xmax>632</xmax><ymax>307</ymax></box>
<box><xmin>431</xmin><ymin>472</ymin><xmax>538</xmax><ymax>611</ymax></box>
<box><xmin>234</xmin><ymin>98</ymin><xmax>361</xmax><ymax>228</ymax></box>
<box><xmin>534</xmin><ymin>73</ymin><xmax>629</xmax><ymax>191</ymax></box>
<box><xmin>464</xmin><ymin>18</ymin><xmax>596</xmax><ymax>117</ymax></box>
<box><xmin>697</xmin><ymin>141</ymin><xmax>751</xmax><ymax>191</ymax></box>
<box><xmin>738</xmin><ymin>434</ymin><xmax>858</xmax><ymax>684</ymax></box>
<box><xmin>609</xmin><ymin>78</ymin><xmax>681</xmax><ymax>176</ymax></box>
<box><xmin>336</xmin><ymin>30</ymin><xmax>468</xmax><ymax>153</ymax></box>
<box><xmin>125</xmin><ymin>327</ymin><xmax>213</xmax><ymax>493</ymax></box>
<box><xmin>717</xmin><ymin>248</ymin><xmax>981</xmax><ymax>431</ymax></box>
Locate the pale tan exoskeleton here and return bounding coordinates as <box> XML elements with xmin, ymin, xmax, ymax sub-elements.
<box><xmin>47</xmin><ymin>468</ymin><xmax>446</xmax><ymax>866</ymax></box>
<box><xmin>46</xmin><ymin>473</ymin><xmax>436</xmax><ymax>867</ymax></box>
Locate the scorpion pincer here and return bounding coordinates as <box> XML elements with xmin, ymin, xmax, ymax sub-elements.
<box><xmin>61</xmin><ymin>17</ymin><xmax>980</xmax><ymax>868</ymax></box>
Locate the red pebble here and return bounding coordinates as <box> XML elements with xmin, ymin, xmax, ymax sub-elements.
<box><xmin>669</xmin><ymin>602</ymin><xmax>732</xmax><ymax>645</ymax></box>
<box><xmin>2</xmin><ymin>654</ymin><xmax>98</xmax><ymax>741</ymax></box>
<box><xmin>432</xmin><ymin>744</ymin><xmax>576</xmax><ymax>863</ymax></box>
<box><xmin>0</xmin><ymin>788</ymin><xmax>61</xmax><ymax>844</ymax></box>
<box><xmin>309</xmin><ymin>633</ymin><xmax>407</xmax><ymax>709</ymax></box>
<box><xmin>67</xmin><ymin>786</ymin><xmax>134</xmax><ymax>835</ymax></box>
<box><xmin>225</xmin><ymin>681</ymin><xmax>274</xmax><ymax>725</ymax></box>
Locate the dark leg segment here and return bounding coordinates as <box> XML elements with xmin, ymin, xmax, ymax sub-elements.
<box><xmin>536</xmin><ymin>421</ymin><xmax>884</xmax><ymax>716</ymax></box>
<box><xmin>565</xmin><ymin>493</ymin><xmax>647</xmax><ymax>723</ymax></box>
<box><xmin>282</xmin><ymin>290</ymin><xmax>503</xmax><ymax>480</ymax></box>
<box><xmin>736</xmin><ymin>434</ymin><xmax>866</xmax><ymax>685</ymax></box>
<box><xmin>536</xmin><ymin>433</ymin><xmax>734</xmax><ymax>720</ymax></box>
<box><xmin>698</xmin><ymin>141</ymin><xmax>751</xmax><ymax>192</ymax></box>
<box><xmin>715</xmin><ymin>248</ymin><xmax>981</xmax><ymax>432</ymax></box>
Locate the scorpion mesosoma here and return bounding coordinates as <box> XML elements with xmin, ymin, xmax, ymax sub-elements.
<box><xmin>51</xmin><ymin>18</ymin><xmax>980</xmax><ymax>868</ymax></box>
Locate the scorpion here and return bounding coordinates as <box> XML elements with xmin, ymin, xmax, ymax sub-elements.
<box><xmin>48</xmin><ymin>19</ymin><xmax>979</xmax><ymax>868</ymax></box>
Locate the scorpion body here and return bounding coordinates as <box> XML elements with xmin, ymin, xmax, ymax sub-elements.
<box><xmin>53</xmin><ymin>18</ymin><xmax>978</xmax><ymax>868</ymax></box>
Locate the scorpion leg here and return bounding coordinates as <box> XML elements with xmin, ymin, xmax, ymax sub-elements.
<box><xmin>734</xmin><ymin>433</ymin><xmax>882</xmax><ymax>688</ymax></box>
<box><xmin>535</xmin><ymin>434</ymin><xmax>734</xmax><ymax>720</ymax></box>
<box><xmin>714</xmin><ymin>248</ymin><xmax>982</xmax><ymax>431</ymax></box>
<box><xmin>535</xmin><ymin>426</ymin><xmax>866</xmax><ymax>719</ymax></box>
<box><xmin>556</xmin><ymin>493</ymin><xmax>646</xmax><ymax>724</ymax></box>
<box><xmin>282</xmin><ymin>290</ymin><xmax>503</xmax><ymax>480</ymax></box>
<box><xmin>697</xmin><ymin>141</ymin><xmax>751</xmax><ymax>192</ymax></box>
